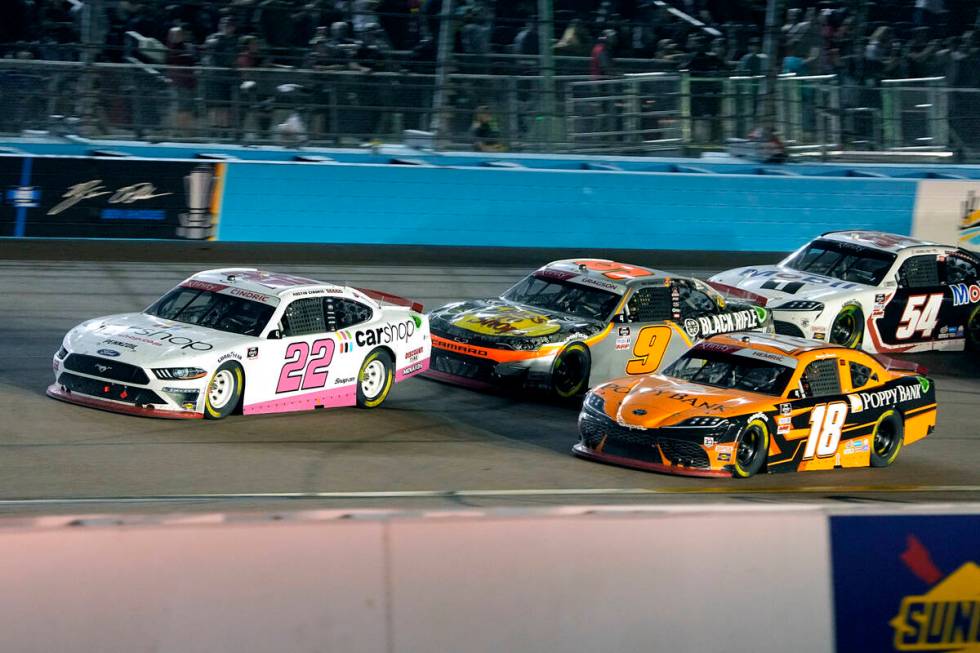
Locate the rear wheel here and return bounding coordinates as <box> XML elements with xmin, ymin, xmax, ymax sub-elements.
<box><xmin>204</xmin><ymin>362</ymin><xmax>243</xmax><ymax>420</ymax></box>
<box><xmin>870</xmin><ymin>410</ymin><xmax>904</xmax><ymax>467</ymax></box>
<box><xmin>551</xmin><ymin>343</ymin><xmax>591</xmax><ymax>399</ymax></box>
<box><xmin>967</xmin><ymin>305</ymin><xmax>980</xmax><ymax>352</ymax></box>
<box><xmin>733</xmin><ymin>419</ymin><xmax>769</xmax><ymax>478</ymax></box>
<box><xmin>829</xmin><ymin>305</ymin><xmax>864</xmax><ymax>348</ymax></box>
<box><xmin>357</xmin><ymin>349</ymin><xmax>393</xmax><ymax>408</ymax></box>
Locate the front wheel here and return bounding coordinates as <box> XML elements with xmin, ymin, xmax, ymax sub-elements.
<box><xmin>733</xmin><ymin>418</ymin><xmax>769</xmax><ymax>478</ymax></box>
<box><xmin>829</xmin><ymin>305</ymin><xmax>864</xmax><ymax>349</ymax></box>
<box><xmin>870</xmin><ymin>410</ymin><xmax>904</xmax><ymax>467</ymax></box>
<box><xmin>204</xmin><ymin>362</ymin><xmax>243</xmax><ymax>419</ymax></box>
<box><xmin>357</xmin><ymin>349</ymin><xmax>394</xmax><ymax>408</ymax></box>
<box><xmin>551</xmin><ymin>343</ymin><xmax>591</xmax><ymax>399</ymax></box>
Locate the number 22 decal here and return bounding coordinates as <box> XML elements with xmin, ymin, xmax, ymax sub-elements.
<box><xmin>896</xmin><ymin>293</ymin><xmax>943</xmax><ymax>340</ymax></box>
<box><xmin>802</xmin><ymin>402</ymin><xmax>848</xmax><ymax>459</ymax></box>
<box><xmin>276</xmin><ymin>338</ymin><xmax>336</xmax><ymax>393</ymax></box>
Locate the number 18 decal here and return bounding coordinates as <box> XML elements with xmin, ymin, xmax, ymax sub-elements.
<box><xmin>896</xmin><ymin>293</ymin><xmax>943</xmax><ymax>340</ymax></box>
<box><xmin>803</xmin><ymin>402</ymin><xmax>848</xmax><ymax>459</ymax></box>
<box><xmin>276</xmin><ymin>338</ymin><xmax>336</xmax><ymax>393</ymax></box>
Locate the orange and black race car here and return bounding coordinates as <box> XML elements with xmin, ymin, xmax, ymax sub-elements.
<box><xmin>574</xmin><ymin>332</ymin><xmax>937</xmax><ymax>478</ymax></box>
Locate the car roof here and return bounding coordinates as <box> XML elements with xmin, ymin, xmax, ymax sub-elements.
<box><xmin>704</xmin><ymin>332</ymin><xmax>846</xmax><ymax>358</ymax></box>
<box><xmin>543</xmin><ymin>258</ymin><xmax>677</xmax><ymax>289</ymax></box>
<box><xmin>189</xmin><ymin>268</ymin><xmax>345</xmax><ymax>298</ymax></box>
<box><xmin>819</xmin><ymin>230</ymin><xmax>947</xmax><ymax>254</ymax></box>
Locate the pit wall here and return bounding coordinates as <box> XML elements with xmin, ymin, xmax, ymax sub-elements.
<box><xmin>0</xmin><ymin>149</ymin><xmax>976</xmax><ymax>252</ymax></box>
<box><xmin>0</xmin><ymin>505</ymin><xmax>975</xmax><ymax>653</ymax></box>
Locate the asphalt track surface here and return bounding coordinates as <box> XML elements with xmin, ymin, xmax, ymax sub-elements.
<box><xmin>1</xmin><ymin>242</ymin><xmax>978</xmax><ymax>515</ymax></box>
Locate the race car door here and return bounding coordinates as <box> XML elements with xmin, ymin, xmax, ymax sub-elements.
<box><xmin>875</xmin><ymin>254</ymin><xmax>945</xmax><ymax>351</ymax></box>
<box><xmin>244</xmin><ymin>295</ymin><xmax>374</xmax><ymax>413</ymax></box>
<box><xmin>940</xmin><ymin>252</ymin><xmax>980</xmax><ymax>349</ymax></box>
<box><xmin>607</xmin><ymin>284</ymin><xmax>688</xmax><ymax>380</ymax></box>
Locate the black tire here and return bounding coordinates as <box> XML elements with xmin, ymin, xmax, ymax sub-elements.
<box><xmin>967</xmin><ymin>305</ymin><xmax>980</xmax><ymax>352</ymax></box>
<box><xmin>870</xmin><ymin>410</ymin><xmax>904</xmax><ymax>467</ymax></box>
<box><xmin>551</xmin><ymin>342</ymin><xmax>591</xmax><ymax>399</ymax></box>
<box><xmin>356</xmin><ymin>349</ymin><xmax>394</xmax><ymax>409</ymax></box>
<box><xmin>733</xmin><ymin>418</ymin><xmax>769</xmax><ymax>478</ymax></box>
<box><xmin>204</xmin><ymin>361</ymin><xmax>243</xmax><ymax>420</ymax></box>
<box><xmin>829</xmin><ymin>305</ymin><xmax>864</xmax><ymax>348</ymax></box>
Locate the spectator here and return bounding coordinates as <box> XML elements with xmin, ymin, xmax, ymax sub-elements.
<box><xmin>203</xmin><ymin>15</ymin><xmax>239</xmax><ymax>135</ymax></box>
<box><xmin>470</xmin><ymin>105</ymin><xmax>503</xmax><ymax>151</ymax></box>
<box><xmin>166</xmin><ymin>26</ymin><xmax>198</xmax><ymax>137</ymax></box>
<box><xmin>914</xmin><ymin>0</ymin><xmax>945</xmax><ymax>36</ymax></box>
<box><xmin>682</xmin><ymin>33</ymin><xmax>728</xmax><ymax>143</ymax></box>
<box><xmin>554</xmin><ymin>19</ymin><xmax>591</xmax><ymax>57</ymax></box>
<box><xmin>590</xmin><ymin>28</ymin><xmax>617</xmax><ymax>79</ymax></box>
<box><xmin>512</xmin><ymin>19</ymin><xmax>538</xmax><ymax>56</ymax></box>
<box><xmin>736</xmin><ymin>36</ymin><xmax>767</xmax><ymax>76</ymax></box>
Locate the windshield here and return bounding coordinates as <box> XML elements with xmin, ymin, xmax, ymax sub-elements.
<box><xmin>782</xmin><ymin>239</ymin><xmax>895</xmax><ymax>286</ymax></box>
<box><xmin>664</xmin><ymin>347</ymin><xmax>795</xmax><ymax>396</ymax></box>
<box><xmin>146</xmin><ymin>287</ymin><xmax>277</xmax><ymax>336</ymax></box>
<box><xmin>502</xmin><ymin>273</ymin><xmax>621</xmax><ymax>320</ymax></box>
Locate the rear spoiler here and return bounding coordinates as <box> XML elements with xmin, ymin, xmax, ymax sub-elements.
<box><xmin>355</xmin><ymin>287</ymin><xmax>424</xmax><ymax>313</ymax></box>
<box><xmin>872</xmin><ymin>353</ymin><xmax>927</xmax><ymax>375</ymax></box>
<box><xmin>706</xmin><ymin>281</ymin><xmax>770</xmax><ymax>307</ymax></box>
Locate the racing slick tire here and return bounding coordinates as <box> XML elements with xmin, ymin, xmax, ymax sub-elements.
<box><xmin>204</xmin><ymin>361</ymin><xmax>244</xmax><ymax>420</ymax></box>
<box><xmin>551</xmin><ymin>342</ymin><xmax>591</xmax><ymax>399</ymax></box>
<box><xmin>733</xmin><ymin>418</ymin><xmax>769</xmax><ymax>478</ymax></box>
<box><xmin>967</xmin><ymin>305</ymin><xmax>980</xmax><ymax>352</ymax></box>
<box><xmin>870</xmin><ymin>410</ymin><xmax>904</xmax><ymax>467</ymax></box>
<box><xmin>829</xmin><ymin>305</ymin><xmax>864</xmax><ymax>349</ymax></box>
<box><xmin>357</xmin><ymin>349</ymin><xmax>394</xmax><ymax>409</ymax></box>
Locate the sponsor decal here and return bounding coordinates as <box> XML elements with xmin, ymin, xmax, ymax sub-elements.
<box><xmin>846</xmin><ymin>438</ymin><xmax>869</xmax><ymax>453</ymax></box>
<box><xmin>615</xmin><ymin>336</ymin><xmax>631</xmax><ymax>351</ymax></box>
<box><xmin>618</xmin><ymin>326</ymin><xmax>631</xmax><ymax>336</ymax></box>
<box><xmin>777</xmin><ymin>423</ymin><xmax>791</xmax><ymax>434</ymax></box>
<box><xmin>848</xmin><ymin>383</ymin><xmax>923</xmax><ymax>413</ymax></box>
<box><xmin>97</xmin><ymin>349</ymin><xmax>120</xmax><ymax>357</ymax></box>
<box><xmin>876</xmin><ymin>293</ymin><xmax>887</xmax><ymax>303</ymax></box>
<box><xmin>830</xmin><ymin>514</ymin><xmax>980</xmax><ymax>653</ymax></box>
<box><xmin>247</xmin><ymin>347</ymin><xmax>259</xmax><ymax>359</ymax></box>
<box><xmin>737</xmin><ymin>268</ymin><xmax>861</xmax><ymax>289</ymax></box>
<box><xmin>950</xmin><ymin>282</ymin><xmax>980</xmax><ymax>307</ymax></box>
<box><xmin>355</xmin><ymin>320</ymin><xmax>416</xmax><ymax>347</ymax></box>
<box><xmin>404</xmin><ymin>346</ymin><xmax>424</xmax><ymax>361</ymax></box>
<box><xmin>703</xmin><ymin>437</ymin><xmax>715</xmax><ymax>448</ymax></box>
<box><xmin>334</xmin><ymin>376</ymin><xmax>356</xmax><ymax>385</ymax></box>
<box><xmin>683</xmin><ymin>309</ymin><xmax>763</xmax><ymax>339</ymax></box>
<box><xmin>436</xmin><ymin>340</ymin><xmax>490</xmax><ymax>357</ymax></box>
<box><xmin>291</xmin><ymin>288</ymin><xmax>342</xmax><ymax>296</ymax></box>
<box><xmin>5</xmin><ymin>186</ymin><xmax>40</xmax><ymax>208</ymax></box>
<box><xmin>631</xmin><ymin>387</ymin><xmax>726</xmax><ymax>413</ymax></box>
<box><xmin>777</xmin><ymin>416</ymin><xmax>792</xmax><ymax>425</ymax></box>
<box><xmin>717</xmin><ymin>453</ymin><xmax>731</xmax><ymax>462</ymax></box>
<box><xmin>715</xmin><ymin>445</ymin><xmax>733</xmax><ymax>454</ymax></box>
<box><xmin>573</xmin><ymin>275</ymin><xmax>621</xmax><ymax>293</ymax></box>
<box><xmin>780</xmin><ymin>403</ymin><xmax>792</xmax><ymax>416</ymax></box>
<box><xmin>401</xmin><ymin>363</ymin><xmax>424</xmax><ymax>375</ymax></box>
<box><xmin>182</xmin><ymin>279</ymin><xmax>229</xmax><ymax>293</ymax></box>
<box><xmin>337</xmin><ymin>330</ymin><xmax>355</xmax><ymax>353</ymax></box>
<box><xmin>734</xmin><ymin>348</ymin><xmax>798</xmax><ymax>368</ymax></box>
<box><xmin>452</xmin><ymin>306</ymin><xmax>559</xmax><ymax>337</ymax></box>
<box><xmin>101</xmin><ymin>338</ymin><xmax>137</xmax><ymax>351</ymax></box>
<box><xmin>229</xmin><ymin>287</ymin><xmax>275</xmax><ymax>303</ymax></box>
<box><xmin>126</xmin><ymin>326</ymin><xmax>213</xmax><ymax>351</ymax></box>
<box><xmin>218</xmin><ymin>351</ymin><xmax>242</xmax><ymax>363</ymax></box>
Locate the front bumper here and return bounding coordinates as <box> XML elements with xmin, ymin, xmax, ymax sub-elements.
<box><xmin>426</xmin><ymin>344</ymin><xmax>551</xmax><ymax>390</ymax></box>
<box><xmin>575</xmin><ymin>410</ymin><xmax>735</xmax><ymax>478</ymax></box>
<box><xmin>47</xmin><ymin>383</ymin><xmax>203</xmax><ymax>419</ymax></box>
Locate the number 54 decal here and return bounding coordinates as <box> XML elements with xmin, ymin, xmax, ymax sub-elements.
<box><xmin>276</xmin><ymin>338</ymin><xmax>335</xmax><ymax>393</ymax></box>
<box><xmin>896</xmin><ymin>293</ymin><xmax>943</xmax><ymax>340</ymax></box>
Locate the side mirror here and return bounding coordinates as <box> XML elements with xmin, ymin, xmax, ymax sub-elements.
<box><xmin>267</xmin><ymin>329</ymin><xmax>283</xmax><ymax>340</ymax></box>
<box><xmin>787</xmin><ymin>388</ymin><xmax>802</xmax><ymax>399</ymax></box>
<box><xmin>870</xmin><ymin>373</ymin><xmax>879</xmax><ymax>382</ymax></box>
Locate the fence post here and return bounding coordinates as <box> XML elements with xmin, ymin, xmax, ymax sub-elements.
<box><xmin>679</xmin><ymin>73</ymin><xmax>691</xmax><ymax>145</ymax></box>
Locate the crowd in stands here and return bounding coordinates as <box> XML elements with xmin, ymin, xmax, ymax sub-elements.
<box><xmin>2</xmin><ymin>0</ymin><xmax>980</xmax><ymax>146</ymax></box>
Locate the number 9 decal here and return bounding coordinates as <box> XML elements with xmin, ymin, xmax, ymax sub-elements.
<box><xmin>626</xmin><ymin>325</ymin><xmax>672</xmax><ymax>375</ymax></box>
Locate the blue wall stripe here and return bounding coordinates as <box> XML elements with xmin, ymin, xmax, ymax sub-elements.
<box><xmin>13</xmin><ymin>156</ymin><xmax>32</xmax><ymax>238</ymax></box>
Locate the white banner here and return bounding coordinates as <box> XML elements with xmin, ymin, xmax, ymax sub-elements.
<box><xmin>912</xmin><ymin>180</ymin><xmax>980</xmax><ymax>252</ymax></box>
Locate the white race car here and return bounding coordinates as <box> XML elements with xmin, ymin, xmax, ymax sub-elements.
<box><xmin>48</xmin><ymin>268</ymin><xmax>430</xmax><ymax>418</ymax></box>
<box><xmin>709</xmin><ymin>231</ymin><xmax>980</xmax><ymax>353</ymax></box>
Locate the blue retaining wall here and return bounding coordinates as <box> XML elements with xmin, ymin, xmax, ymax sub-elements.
<box><xmin>219</xmin><ymin>163</ymin><xmax>918</xmax><ymax>251</ymax></box>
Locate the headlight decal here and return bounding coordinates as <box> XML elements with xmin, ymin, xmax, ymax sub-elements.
<box><xmin>153</xmin><ymin>367</ymin><xmax>209</xmax><ymax>380</ymax></box>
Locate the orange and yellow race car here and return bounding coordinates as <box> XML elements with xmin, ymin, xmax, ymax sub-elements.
<box><xmin>574</xmin><ymin>332</ymin><xmax>937</xmax><ymax>478</ymax></box>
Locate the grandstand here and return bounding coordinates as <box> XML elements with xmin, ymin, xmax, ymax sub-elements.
<box><xmin>1</xmin><ymin>0</ymin><xmax>979</xmax><ymax>158</ymax></box>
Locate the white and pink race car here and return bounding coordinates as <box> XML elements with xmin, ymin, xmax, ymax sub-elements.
<box><xmin>48</xmin><ymin>268</ymin><xmax>430</xmax><ymax>418</ymax></box>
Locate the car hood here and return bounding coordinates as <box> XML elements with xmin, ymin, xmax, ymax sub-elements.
<box><xmin>63</xmin><ymin>313</ymin><xmax>245</xmax><ymax>366</ymax></box>
<box><xmin>430</xmin><ymin>299</ymin><xmax>604</xmax><ymax>342</ymax></box>
<box><xmin>710</xmin><ymin>265</ymin><xmax>874</xmax><ymax>305</ymax></box>
<box><xmin>600</xmin><ymin>375</ymin><xmax>775</xmax><ymax>428</ymax></box>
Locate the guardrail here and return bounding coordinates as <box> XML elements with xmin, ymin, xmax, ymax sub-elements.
<box><xmin>0</xmin><ymin>503</ymin><xmax>975</xmax><ymax>653</ymax></box>
<box><xmin>4</xmin><ymin>59</ymin><xmax>979</xmax><ymax>158</ymax></box>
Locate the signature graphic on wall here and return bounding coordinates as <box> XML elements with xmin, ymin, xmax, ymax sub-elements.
<box><xmin>47</xmin><ymin>180</ymin><xmax>172</xmax><ymax>216</ymax></box>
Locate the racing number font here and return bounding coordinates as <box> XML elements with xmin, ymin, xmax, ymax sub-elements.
<box><xmin>276</xmin><ymin>339</ymin><xmax>336</xmax><ymax>393</ymax></box>
<box><xmin>626</xmin><ymin>325</ymin><xmax>672</xmax><ymax>374</ymax></box>
<box><xmin>803</xmin><ymin>402</ymin><xmax>848</xmax><ymax>459</ymax></box>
